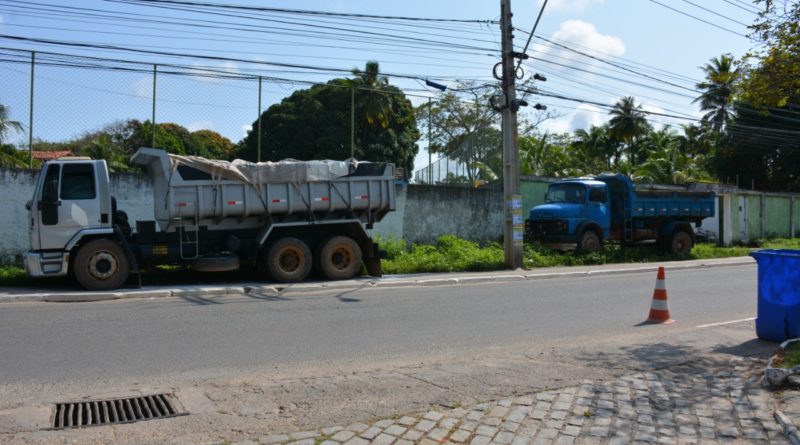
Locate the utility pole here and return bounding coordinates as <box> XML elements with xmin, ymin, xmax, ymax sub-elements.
<box><xmin>500</xmin><ymin>0</ymin><xmax>523</xmax><ymax>269</ymax></box>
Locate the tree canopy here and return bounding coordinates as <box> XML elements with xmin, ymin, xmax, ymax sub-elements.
<box><xmin>237</xmin><ymin>62</ymin><xmax>419</xmax><ymax>174</ymax></box>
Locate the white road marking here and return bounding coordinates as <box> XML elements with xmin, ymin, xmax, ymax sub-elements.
<box><xmin>696</xmin><ymin>317</ymin><xmax>756</xmax><ymax>328</ymax></box>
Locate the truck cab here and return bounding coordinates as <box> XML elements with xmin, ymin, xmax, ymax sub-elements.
<box><xmin>525</xmin><ymin>178</ymin><xmax>610</xmax><ymax>251</ymax></box>
<box><xmin>24</xmin><ymin>157</ymin><xmax>124</xmax><ymax>281</ymax></box>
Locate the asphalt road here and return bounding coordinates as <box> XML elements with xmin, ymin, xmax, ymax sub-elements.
<box><xmin>0</xmin><ymin>264</ymin><xmax>759</xmax><ymax>386</ymax></box>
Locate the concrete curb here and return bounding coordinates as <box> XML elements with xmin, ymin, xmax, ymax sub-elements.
<box><xmin>0</xmin><ymin>257</ymin><xmax>755</xmax><ymax>303</ymax></box>
<box><xmin>774</xmin><ymin>409</ymin><xmax>800</xmax><ymax>445</ymax></box>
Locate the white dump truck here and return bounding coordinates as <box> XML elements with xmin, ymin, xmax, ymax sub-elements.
<box><xmin>24</xmin><ymin>148</ymin><xmax>396</xmax><ymax>290</ymax></box>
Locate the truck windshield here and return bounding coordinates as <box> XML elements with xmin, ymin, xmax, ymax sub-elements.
<box><xmin>545</xmin><ymin>184</ymin><xmax>585</xmax><ymax>203</ymax></box>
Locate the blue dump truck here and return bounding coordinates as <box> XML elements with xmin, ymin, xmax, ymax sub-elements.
<box><xmin>525</xmin><ymin>174</ymin><xmax>715</xmax><ymax>256</ymax></box>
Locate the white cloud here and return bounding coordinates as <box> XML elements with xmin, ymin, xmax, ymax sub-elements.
<box><xmin>241</xmin><ymin>125</ymin><xmax>252</xmax><ymax>137</ymax></box>
<box><xmin>540</xmin><ymin>0</ymin><xmax>605</xmax><ymax>13</ymax></box>
<box><xmin>543</xmin><ymin>103</ymin><xmax>605</xmax><ymax>134</ymax></box>
<box><xmin>540</xmin><ymin>20</ymin><xmax>625</xmax><ymax>61</ymax></box>
<box><xmin>186</xmin><ymin>120</ymin><xmax>214</xmax><ymax>132</ymax></box>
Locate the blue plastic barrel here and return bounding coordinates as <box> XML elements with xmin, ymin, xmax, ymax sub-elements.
<box><xmin>750</xmin><ymin>249</ymin><xmax>800</xmax><ymax>342</ymax></box>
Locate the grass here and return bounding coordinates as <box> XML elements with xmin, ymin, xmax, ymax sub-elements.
<box><xmin>776</xmin><ymin>341</ymin><xmax>800</xmax><ymax>369</ymax></box>
<box><xmin>1</xmin><ymin>236</ymin><xmax>798</xmax><ymax>288</ymax></box>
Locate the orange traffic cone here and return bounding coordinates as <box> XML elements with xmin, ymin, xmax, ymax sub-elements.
<box><xmin>647</xmin><ymin>267</ymin><xmax>674</xmax><ymax>324</ymax></box>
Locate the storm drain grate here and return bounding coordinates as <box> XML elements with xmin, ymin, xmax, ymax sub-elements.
<box><xmin>52</xmin><ymin>393</ymin><xmax>183</xmax><ymax>429</ymax></box>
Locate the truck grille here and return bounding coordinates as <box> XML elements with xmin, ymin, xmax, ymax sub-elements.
<box><xmin>526</xmin><ymin>219</ymin><xmax>565</xmax><ymax>236</ymax></box>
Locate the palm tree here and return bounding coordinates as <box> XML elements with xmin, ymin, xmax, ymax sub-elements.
<box><xmin>351</xmin><ymin>61</ymin><xmax>393</xmax><ymax>130</ymax></box>
<box><xmin>0</xmin><ymin>103</ymin><xmax>24</xmax><ymax>145</ymax></box>
<box><xmin>694</xmin><ymin>54</ymin><xmax>738</xmax><ymax>132</ymax></box>
<box><xmin>571</xmin><ymin>125</ymin><xmax>620</xmax><ymax>171</ymax></box>
<box><xmin>608</xmin><ymin>96</ymin><xmax>651</xmax><ymax>165</ymax></box>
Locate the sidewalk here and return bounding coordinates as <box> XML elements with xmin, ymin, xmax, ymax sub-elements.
<box><xmin>0</xmin><ymin>256</ymin><xmax>755</xmax><ymax>304</ymax></box>
<box><xmin>186</xmin><ymin>356</ymin><xmax>789</xmax><ymax>445</ymax></box>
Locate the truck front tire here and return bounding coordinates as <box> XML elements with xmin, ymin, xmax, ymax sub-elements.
<box><xmin>577</xmin><ymin>231</ymin><xmax>601</xmax><ymax>253</ymax></box>
<box><xmin>266</xmin><ymin>237</ymin><xmax>312</xmax><ymax>283</ymax></box>
<box><xmin>669</xmin><ymin>230</ymin><xmax>693</xmax><ymax>257</ymax></box>
<box><xmin>73</xmin><ymin>238</ymin><xmax>130</xmax><ymax>290</ymax></box>
<box><xmin>319</xmin><ymin>236</ymin><xmax>362</xmax><ymax>280</ymax></box>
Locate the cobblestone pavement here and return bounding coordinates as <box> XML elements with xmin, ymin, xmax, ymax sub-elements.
<box><xmin>239</xmin><ymin>356</ymin><xmax>787</xmax><ymax>445</ymax></box>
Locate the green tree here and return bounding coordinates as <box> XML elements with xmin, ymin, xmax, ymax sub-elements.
<box><xmin>0</xmin><ymin>144</ymin><xmax>37</xmax><ymax>168</ymax></box>
<box><xmin>608</xmin><ymin>96</ymin><xmax>651</xmax><ymax>164</ymax></box>
<box><xmin>0</xmin><ymin>103</ymin><xmax>24</xmax><ymax>145</ymax></box>
<box><xmin>694</xmin><ymin>54</ymin><xmax>739</xmax><ymax>132</ymax></box>
<box><xmin>417</xmin><ymin>84</ymin><xmax>500</xmax><ymax>183</ymax></box>
<box><xmin>192</xmin><ymin>129</ymin><xmax>236</xmax><ymax>160</ymax></box>
<box><xmin>570</xmin><ymin>124</ymin><xmax>620</xmax><ymax>172</ymax></box>
<box><xmin>238</xmin><ymin>62</ymin><xmax>419</xmax><ymax>173</ymax></box>
<box><xmin>740</xmin><ymin>0</ymin><xmax>800</xmax><ymax>109</ymax></box>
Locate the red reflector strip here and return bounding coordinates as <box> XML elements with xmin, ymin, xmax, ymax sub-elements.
<box><xmin>357</xmin><ymin>195</ymin><xmax>368</xmax><ymax>200</ymax></box>
<box><xmin>314</xmin><ymin>197</ymin><xmax>330</xmax><ymax>202</ymax></box>
<box><xmin>272</xmin><ymin>199</ymin><xmax>285</xmax><ymax>203</ymax></box>
<box><xmin>227</xmin><ymin>201</ymin><xmax>243</xmax><ymax>206</ymax></box>
<box><xmin>177</xmin><ymin>202</ymin><xmax>189</xmax><ymax>207</ymax></box>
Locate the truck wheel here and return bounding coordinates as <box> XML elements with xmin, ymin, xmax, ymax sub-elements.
<box><xmin>577</xmin><ymin>231</ymin><xmax>601</xmax><ymax>253</ymax></box>
<box><xmin>266</xmin><ymin>237</ymin><xmax>312</xmax><ymax>283</ymax></box>
<box><xmin>73</xmin><ymin>239</ymin><xmax>130</xmax><ymax>290</ymax></box>
<box><xmin>669</xmin><ymin>231</ymin><xmax>693</xmax><ymax>257</ymax></box>
<box><xmin>319</xmin><ymin>236</ymin><xmax>362</xmax><ymax>280</ymax></box>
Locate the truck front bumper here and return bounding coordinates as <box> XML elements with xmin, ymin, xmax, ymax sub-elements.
<box><xmin>24</xmin><ymin>251</ymin><xmax>70</xmax><ymax>277</ymax></box>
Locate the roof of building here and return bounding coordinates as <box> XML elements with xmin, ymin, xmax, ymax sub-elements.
<box><xmin>31</xmin><ymin>150</ymin><xmax>74</xmax><ymax>160</ymax></box>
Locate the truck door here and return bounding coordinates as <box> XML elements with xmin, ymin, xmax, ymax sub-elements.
<box><xmin>587</xmin><ymin>187</ymin><xmax>610</xmax><ymax>235</ymax></box>
<box><xmin>37</xmin><ymin>162</ymin><xmax>101</xmax><ymax>251</ymax></box>
<box><xmin>33</xmin><ymin>163</ymin><xmax>61</xmax><ymax>250</ymax></box>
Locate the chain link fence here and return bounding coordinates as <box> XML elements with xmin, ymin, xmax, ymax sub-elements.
<box><xmin>0</xmin><ymin>48</ymin><xmax>305</xmax><ymax>166</ymax></box>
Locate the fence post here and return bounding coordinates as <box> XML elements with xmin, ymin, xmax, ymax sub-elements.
<box><xmin>257</xmin><ymin>76</ymin><xmax>263</xmax><ymax>162</ymax></box>
<box><xmin>760</xmin><ymin>194</ymin><xmax>765</xmax><ymax>239</ymax></box>
<box><xmin>428</xmin><ymin>97</ymin><xmax>432</xmax><ymax>184</ymax></box>
<box><xmin>28</xmin><ymin>51</ymin><xmax>35</xmax><ymax>168</ymax></box>
<box><xmin>350</xmin><ymin>86</ymin><xmax>355</xmax><ymax>159</ymax></box>
<box><xmin>151</xmin><ymin>64</ymin><xmax>157</xmax><ymax>148</ymax></box>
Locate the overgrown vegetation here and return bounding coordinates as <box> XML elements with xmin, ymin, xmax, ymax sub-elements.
<box><xmin>776</xmin><ymin>341</ymin><xmax>800</xmax><ymax>369</ymax></box>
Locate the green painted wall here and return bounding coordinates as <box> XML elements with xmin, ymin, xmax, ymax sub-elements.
<box><xmin>521</xmin><ymin>180</ymin><xmax>551</xmax><ymax>218</ymax></box>
<box><xmin>746</xmin><ymin>195</ymin><xmax>761</xmax><ymax>239</ymax></box>
<box><xmin>793</xmin><ymin>197</ymin><xmax>799</xmax><ymax>238</ymax></box>
<box><xmin>764</xmin><ymin>196</ymin><xmax>791</xmax><ymax>238</ymax></box>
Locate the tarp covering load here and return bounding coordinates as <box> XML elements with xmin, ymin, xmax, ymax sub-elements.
<box><xmin>167</xmin><ymin>153</ymin><xmax>358</xmax><ymax>185</ymax></box>
<box><xmin>130</xmin><ymin>147</ymin><xmax>396</xmax><ymax>233</ymax></box>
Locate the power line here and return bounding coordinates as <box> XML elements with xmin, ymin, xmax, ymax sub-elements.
<box><xmin>678</xmin><ymin>0</ymin><xmax>751</xmax><ymax>26</ymax></box>
<box><xmin>107</xmin><ymin>0</ymin><xmax>499</xmax><ymax>24</ymax></box>
<box><xmin>647</xmin><ymin>0</ymin><xmax>752</xmax><ymax>39</ymax></box>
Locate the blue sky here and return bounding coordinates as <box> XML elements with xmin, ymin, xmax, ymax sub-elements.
<box><xmin>0</xmin><ymin>0</ymin><xmax>759</xmax><ymax>172</ymax></box>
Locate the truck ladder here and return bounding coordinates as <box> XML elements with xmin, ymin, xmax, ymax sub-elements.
<box><xmin>177</xmin><ymin>203</ymin><xmax>199</xmax><ymax>260</ymax></box>
<box><xmin>622</xmin><ymin>195</ymin><xmax>633</xmax><ymax>242</ymax></box>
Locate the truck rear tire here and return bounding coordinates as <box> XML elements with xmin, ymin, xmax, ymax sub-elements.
<box><xmin>73</xmin><ymin>238</ymin><xmax>130</xmax><ymax>290</ymax></box>
<box><xmin>319</xmin><ymin>236</ymin><xmax>362</xmax><ymax>280</ymax></box>
<box><xmin>577</xmin><ymin>231</ymin><xmax>601</xmax><ymax>253</ymax></box>
<box><xmin>266</xmin><ymin>237</ymin><xmax>312</xmax><ymax>283</ymax></box>
<box><xmin>669</xmin><ymin>230</ymin><xmax>693</xmax><ymax>257</ymax></box>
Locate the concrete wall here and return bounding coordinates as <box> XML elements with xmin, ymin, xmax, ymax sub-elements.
<box><xmin>370</xmin><ymin>184</ymin><xmax>504</xmax><ymax>244</ymax></box>
<box><xmin>3</xmin><ymin>166</ymin><xmax>799</xmax><ymax>264</ymax></box>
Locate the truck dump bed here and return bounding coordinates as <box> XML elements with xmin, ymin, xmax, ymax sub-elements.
<box><xmin>130</xmin><ymin>148</ymin><xmax>395</xmax><ymax>232</ymax></box>
<box><xmin>630</xmin><ymin>189</ymin><xmax>715</xmax><ymax>219</ymax></box>
<box><xmin>596</xmin><ymin>173</ymin><xmax>714</xmax><ymax>221</ymax></box>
